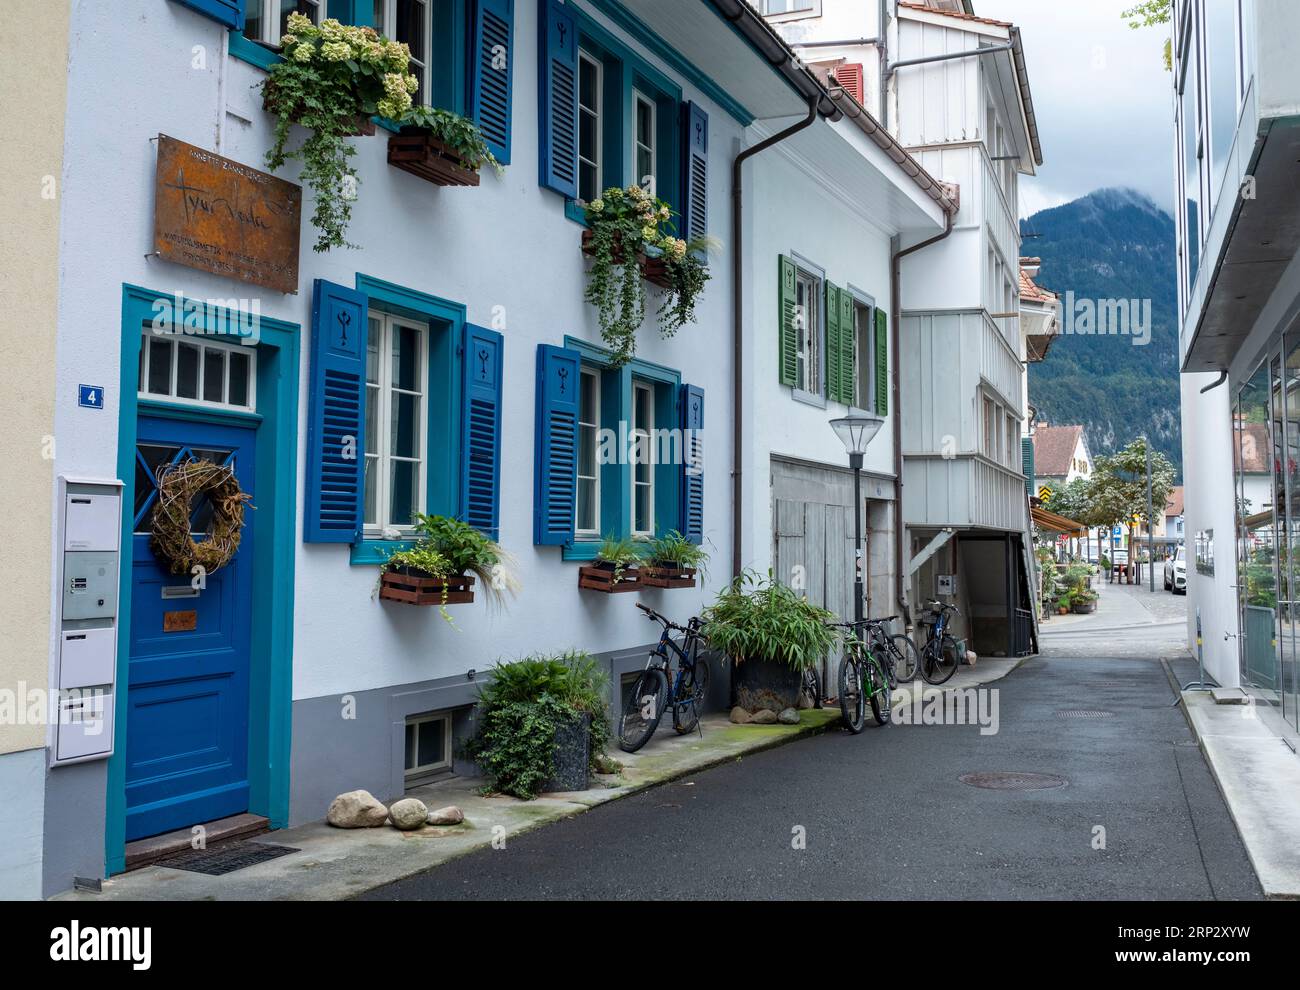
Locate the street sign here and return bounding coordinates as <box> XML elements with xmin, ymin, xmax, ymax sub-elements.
<box><xmin>1038</xmin><ymin>485</ymin><xmax>1053</xmax><ymax>502</ymax></box>
<box><xmin>78</xmin><ymin>385</ymin><xmax>104</xmax><ymax>409</ymax></box>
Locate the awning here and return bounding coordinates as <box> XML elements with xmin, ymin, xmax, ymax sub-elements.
<box><xmin>1031</xmin><ymin>506</ymin><xmax>1087</xmax><ymax>534</ymax></box>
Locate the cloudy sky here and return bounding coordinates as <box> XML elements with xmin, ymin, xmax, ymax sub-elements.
<box><xmin>992</xmin><ymin>0</ymin><xmax>1174</xmax><ymax>219</ymax></box>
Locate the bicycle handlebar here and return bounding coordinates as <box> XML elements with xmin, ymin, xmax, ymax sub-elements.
<box><xmin>636</xmin><ymin>601</ymin><xmax>694</xmax><ymax>632</ymax></box>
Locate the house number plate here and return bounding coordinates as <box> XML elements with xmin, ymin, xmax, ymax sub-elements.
<box><xmin>163</xmin><ymin>610</ymin><xmax>198</xmax><ymax>633</ymax></box>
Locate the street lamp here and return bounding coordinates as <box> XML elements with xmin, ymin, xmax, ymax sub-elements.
<box><xmin>830</xmin><ymin>411</ymin><xmax>885</xmax><ymax>625</ymax></box>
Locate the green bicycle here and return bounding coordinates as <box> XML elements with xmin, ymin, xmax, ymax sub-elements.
<box><xmin>828</xmin><ymin>620</ymin><xmax>892</xmax><ymax>732</ymax></box>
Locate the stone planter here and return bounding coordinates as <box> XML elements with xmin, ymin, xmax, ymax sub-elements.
<box><xmin>543</xmin><ymin>711</ymin><xmax>590</xmax><ymax>793</ymax></box>
<box><xmin>732</xmin><ymin>656</ymin><xmax>803</xmax><ymax>714</ymax></box>
<box><xmin>1071</xmin><ymin>601</ymin><xmax>1097</xmax><ymax>614</ymax></box>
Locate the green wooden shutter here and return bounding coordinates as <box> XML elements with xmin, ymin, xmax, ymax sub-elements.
<box><xmin>874</xmin><ymin>307</ymin><xmax>889</xmax><ymax>416</ymax></box>
<box><xmin>1022</xmin><ymin>436</ymin><xmax>1035</xmax><ymax>495</ymax></box>
<box><xmin>840</xmin><ymin>289</ymin><xmax>855</xmax><ymax>405</ymax></box>
<box><xmin>825</xmin><ymin>281</ymin><xmax>841</xmax><ymax>401</ymax></box>
<box><xmin>779</xmin><ymin>256</ymin><xmax>797</xmax><ymax>387</ymax></box>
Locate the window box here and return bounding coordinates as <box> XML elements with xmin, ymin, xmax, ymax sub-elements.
<box><xmin>639</xmin><ymin>565</ymin><xmax>697</xmax><ymax>589</ymax></box>
<box><xmin>379</xmin><ymin>568</ymin><xmax>476</xmax><ymax>606</ymax></box>
<box><xmin>581</xmin><ymin>229</ymin><xmax>672</xmax><ymax>290</ymax></box>
<box><xmin>578</xmin><ymin>561</ymin><xmax>641</xmax><ymax>593</ymax></box>
<box><xmin>387</xmin><ymin>132</ymin><xmax>482</xmax><ymax>187</ymax></box>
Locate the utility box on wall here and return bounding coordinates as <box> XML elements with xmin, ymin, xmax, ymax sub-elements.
<box><xmin>51</xmin><ymin>478</ymin><xmax>123</xmax><ymax>767</ymax></box>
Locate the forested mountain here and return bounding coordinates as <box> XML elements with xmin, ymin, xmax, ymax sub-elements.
<box><xmin>1021</xmin><ymin>188</ymin><xmax>1182</xmax><ymax>479</ymax></box>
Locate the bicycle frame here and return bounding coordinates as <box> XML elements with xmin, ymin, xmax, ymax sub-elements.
<box><xmin>647</xmin><ymin>620</ymin><xmax>703</xmax><ymax>709</ymax></box>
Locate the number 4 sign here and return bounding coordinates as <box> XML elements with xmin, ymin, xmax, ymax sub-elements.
<box><xmin>78</xmin><ymin>385</ymin><xmax>104</xmax><ymax>409</ymax></box>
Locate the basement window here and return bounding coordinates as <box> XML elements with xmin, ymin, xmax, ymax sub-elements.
<box><xmin>404</xmin><ymin>712</ymin><xmax>452</xmax><ymax>783</ymax></box>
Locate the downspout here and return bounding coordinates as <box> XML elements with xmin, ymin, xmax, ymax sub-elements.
<box><xmin>890</xmin><ymin>209</ymin><xmax>955</xmax><ymax>626</ymax></box>
<box><xmin>732</xmin><ymin>97</ymin><xmax>820</xmax><ymax>580</ymax></box>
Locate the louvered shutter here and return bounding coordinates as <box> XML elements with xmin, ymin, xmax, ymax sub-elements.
<box><xmin>839</xmin><ymin>288</ymin><xmax>856</xmax><ymax>405</ymax></box>
<box><xmin>680</xmin><ymin>102</ymin><xmax>709</xmax><ymax>241</ymax></box>
<box><xmin>680</xmin><ymin>384</ymin><xmax>705</xmax><ymax>544</ymax></box>
<box><xmin>305</xmin><ymin>279</ymin><xmax>367</xmax><ymax>543</ymax></box>
<box><xmin>833</xmin><ymin>63</ymin><xmax>865</xmax><ymax>104</ymax></box>
<box><xmin>538</xmin><ymin>0</ymin><xmax>578</xmax><ymax>197</ymax></box>
<box><xmin>461</xmin><ymin>324</ymin><xmax>504</xmax><ymax>539</ymax></box>
<box><xmin>825</xmin><ymin>282</ymin><xmax>842</xmax><ymax>402</ymax></box>
<box><xmin>874</xmin><ymin>307</ymin><xmax>889</xmax><ymax>416</ymax></box>
<box><xmin>533</xmin><ymin>344</ymin><xmax>580</xmax><ymax>545</ymax></box>
<box><xmin>171</xmin><ymin>0</ymin><xmax>244</xmax><ymax>30</ymax></box>
<box><xmin>779</xmin><ymin>256</ymin><xmax>798</xmax><ymax>387</ymax></box>
<box><xmin>471</xmin><ymin>0</ymin><xmax>514</xmax><ymax>165</ymax></box>
<box><xmin>1022</xmin><ymin>436</ymin><xmax>1035</xmax><ymax>495</ymax></box>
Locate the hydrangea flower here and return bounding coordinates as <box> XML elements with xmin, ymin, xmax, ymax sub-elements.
<box><xmin>588</xmin><ymin>199</ymin><xmax>605</xmax><ymax>213</ymax></box>
<box><xmin>292</xmin><ymin>43</ymin><xmax>315</xmax><ymax>63</ymax></box>
<box><xmin>320</xmin><ymin>41</ymin><xmax>351</xmax><ymax>61</ymax></box>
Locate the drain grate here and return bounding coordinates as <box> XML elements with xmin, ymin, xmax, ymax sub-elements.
<box><xmin>959</xmin><ymin>771</ymin><xmax>1067</xmax><ymax>790</ymax></box>
<box><xmin>1055</xmin><ymin>709</ymin><xmax>1115</xmax><ymax>719</ymax></box>
<box><xmin>159</xmin><ymin>841</ymin><xmax>299</xmax><ymax>876</ymax></box>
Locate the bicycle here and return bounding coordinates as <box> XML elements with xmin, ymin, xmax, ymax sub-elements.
<box><xmin>827</xmin><ymin>621</ymin><xmax>892</xmax><ymax>732</ymax></box>
<box><xmin>857</xmin><ymin>614</ymin><xmax>920</xmax><ymax>687</ymax></box>
<box><xmin>917</xmin><ymin>600</ymin><xmax>962</xmax><ymax>685</ymax></box>
<box><xmin>800</xmin><ymin>665</ymin><xmax>822</xmax><ymax>709</ymax></box>
<box><xmin>618</xmin><ymin>603</ymin><xmax>711</xmax><ymax>752</ymax></box>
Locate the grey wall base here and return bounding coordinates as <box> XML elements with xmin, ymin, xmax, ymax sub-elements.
<box><xmin>42</xmin><ymin>757</ymin><xmax>107</xmax><ymax>899</ymax></box>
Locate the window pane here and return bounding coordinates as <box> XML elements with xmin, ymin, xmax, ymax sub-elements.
<box><xmin>579</xmin><ymin>424</ymin><xmax>596</xmax><ymax>478</ymax></box>
<box><xmin>397</xmin><ymin>0</ymin><xmax>424</xmax><ymax>63</ymax></box>
<box><xmin>280</xmin><ymin>0</ymin><xmax>318</xmax><ymax>40</ymax></box>
<box><xmin>367</xmin><ymin>317</ymin><xmax>382</xmax><ymax>385</ymax></box>
<box><xmin>636</xmin><ymin>99</ymin><xmax>653</xmax><ymax>146</ymax></box>
<box><xmin>391</xmin><ymin>322</ymin><xmax>421</xmax><ymax>392</ymax></box>
<box><xmin>579</xmin><ymin>112</ymin><xmax>598</xmax><ymax>168</ymax></box>
<box><xmin>404</xmin><ymin>722</ymin><xmax>415</xmax><ymax>771</ymax></box>
<box><xmin>577</xmin><ymin>481</ymin><xmax>595</xmax><ymax>532</ymax></box>
<box><xmin>176</xmin><ymin>343</ymin><xmax>200</xmax><ymax>399</ymax></box>
<box><xmin>1181</xmin><ymin>69</ymin><xmax>1201</xmax><ymax>284</ymax></box>
<box><xmin>416</xmin><ymin>719</ymin><xmax>445</xmax><ymax>767</ymax></box>
<box><xmin>390</xmin><ymin>392</ymin><xmax>420</xmax><ymax>457</ymax></box>
<box><xmin>389</xmin><ymin>459</ymin><xmax>418</xmax><ymax>527</ymax></box>
<box><xmin>365</xmin><ymin>384</ymin><xmax>380</xmax><ymax>454</ymax></box>
<box><xmin>1205</xmin><ymin>0</ymin><xmax>1236</xmax><ymax>195</ymax></box>
<box><xmin>203</xmin><ymin>349</ymin><xmax>226</xmax><ymax>403</ymax></box>
<box><xmin>635</xmin><ymin>484</ymin><xmax>651</xmax><ymax>533</ymax></box>
<box><xmin>228</xmin><ymin>351</ymin><xmax>251</xmax><ymax>407</ymax></box>
<box><xmin>148</xmin><ymin>338</ymin><xmax>172</xmax><ymax>395</ymax></box>
<box><xmin>363</xmin><ymin>455</ymin><xmax>378</xmax><ymax>527</ymax></box>
<box><xmin>579</xmin><ymin>162</ymin><xmax>599</xmax><ymax>205</ymax></box>
<box><xmin>245</xmin><ymin>0</ymin><xmax>264</xmax><ymax>41</ymax></box>
<box><xmin>579</xmin><ymin>56</ymin><xmax>598</xmax><ymax>109</ymax></box>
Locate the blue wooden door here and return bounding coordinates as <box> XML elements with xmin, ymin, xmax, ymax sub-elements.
<box><xmin>126</xmin><ymin>416</ymin><xmax>255</xmax><ymax>840</ymax></box>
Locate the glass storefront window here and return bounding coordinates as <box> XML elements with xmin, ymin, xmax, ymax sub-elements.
<box><xmin>1204</xmin><ymin>0</ymin><xmax>1238</xmax><ymax>200</ymax></box>
<box><xmin>1236</xmin><ymin>362</ymin><xmax>1278</xmax><ymax>697</ymax></box>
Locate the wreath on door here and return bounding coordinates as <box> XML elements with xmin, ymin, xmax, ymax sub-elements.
<box><xmin>149</xmin><ymin>459</ymin><xmax>253</xmax><ymax>576</ymax></box>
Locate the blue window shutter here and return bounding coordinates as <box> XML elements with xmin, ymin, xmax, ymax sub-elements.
<box><xmin>533</xmin><ymin>344</ymin><xmax>581</xmax><ymax>545</ymax></box>
<box><xmin>679</xmin><ymin>384</ymin><xmax>705</xmax><ymax>544</ymax></box>
<box><xmin>305</xmin><ymin>279</ymin><xmax>368</xmax><ymax>543</ymax></box>
<box><xmin>538</xmin><ymin>0</ymin><xmax>578</xmax><ymax>197</ymax></box>
<box><xmin>171</xmin><ymin>0</ymin><xmax>244</xmax><ymax>29</ymax></box>
<box><xmin>470</xmin><ymin>0</ymin><xmax>514</xmax><ymax>165</ymax></box>
<box><xmin>680</xmin><ymin>102</ymin><xmax>709</xmax><ymax>242</ymax></box>
<box><xmin>461</xmin><ymin>324</ymin><xmax>504</xmax><ymax>540</ymax></box>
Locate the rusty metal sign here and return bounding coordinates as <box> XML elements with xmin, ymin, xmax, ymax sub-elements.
<box><xmin>163</xmin><ymin>610</ymin><xmax>198</xmax><ymax>633</ymax></box>
<box><xmin>154</xmin><ymin>134</ymin><xmax>301</xmax><ymax>294</ymax></box>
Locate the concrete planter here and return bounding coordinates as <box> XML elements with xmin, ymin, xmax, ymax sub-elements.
<box><xmin>732</xmin><ymin>657</ymin><xmax>803</xmax><ymax>713</ymax></box>
<box><xmin>543</xmin><ymin>711</ymin><xmax>590</xmax><ymax>793</ymax></box>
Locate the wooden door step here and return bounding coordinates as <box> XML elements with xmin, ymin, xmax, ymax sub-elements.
<box><xmin>124</xmin><ymin>812</ymin><xmax>270</xmax><ymax>872</ymax></box>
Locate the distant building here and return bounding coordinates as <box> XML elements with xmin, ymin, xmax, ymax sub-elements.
<box><xmin>1031</xmin><ymin>424</ymin><xmax>1093</xmax><ymax>494</ymax></box>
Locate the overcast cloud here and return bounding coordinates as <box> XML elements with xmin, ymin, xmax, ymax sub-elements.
<box><xmin>988</xmin><ymin>0</ymin><xmax>1174</xmax><ymax>219</ymax></box>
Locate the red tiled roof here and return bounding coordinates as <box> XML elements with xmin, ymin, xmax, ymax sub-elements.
<box><xmin>898</xmin><ymin>2</ymin><xmax>1013</xmax><ymax>30</ymax></box>
<box><xmin>1019</xmin><ymin>266</ymin><xmax>1056</xmax><ymax>304</ymax></box>
<box><xmin>1032</xmin><ymin>425</ymin><xmax>1084</xmax><ymax>478</ymax></box>
<box><xmin>1166</xmin><ymin>486</ymin><xmax>1184</xmax><ymax>516</ymax></box>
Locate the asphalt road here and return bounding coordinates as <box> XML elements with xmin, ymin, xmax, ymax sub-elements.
<box><xmin>364</xmin><ymin>586</ymin><xmax>1260</xmax><ymax>900</ymax></box>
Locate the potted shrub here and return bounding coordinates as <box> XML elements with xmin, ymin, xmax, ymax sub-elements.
<box><xmin>578</xmin><ymin>535</ymin><xmax>644</xmax><ymax>593</ymax></box>
<box><xmin>1056</xmin><ymin>594</ymin><xmax>1072</xmax><ymax>616</ymax></box>
<box><xmin>387</xmin><ymin>105</ymin><xmax>501</xmax><ymax>187</ymax></box>
<box><xmin>1071</xmin><ymin>589</ymin><xmax>1099</xmax><ymax>614</ymax></box>
<box><xmin>702</xmin><ymin>571</ymin><xmax>839</xmax><ymax>715</ymax></box>
<box><xmin>640</xmin><ymin>530</ymin><xmax>708</xmax><ymax>589</ymax></box>
<box><xmin>581</xmin><ymin>185</ymin><xmax>711</xmax><ymax>366</ymax></box>
<box><xmin>467</xmin><ymin>651</ymin><xmax>614</xmax><ymax>799</ymax></box>
<box><xmin>262</xmin><ymin>14</ymin><xmax>418</xmax><ymax>251</ymax></box>
<box><xmin>378</xmin><ymin>513</ymin><xmax>517</xmax><ymax>620</ymax></box>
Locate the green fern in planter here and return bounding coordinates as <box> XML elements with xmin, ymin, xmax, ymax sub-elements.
<box><xmin>702</xmin><ymin>570</ymin><xmax>838</xmax><ymax>673</ymax></box>
<box><xmin>643</xmin><ymin>530</ymin><xmax>708</xmax><ymax>575</ymax></box>
<box><xmin>399</xmin><ymin>105</ymin><xmax>501</xmax><ymax>175</ymax></box>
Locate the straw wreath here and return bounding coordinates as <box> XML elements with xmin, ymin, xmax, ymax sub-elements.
<box><xmin>149</xmin><ymin>459</ymin><xmax>253</xmax><ymax>575</ymax></box>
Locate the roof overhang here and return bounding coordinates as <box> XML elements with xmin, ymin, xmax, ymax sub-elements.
<box><xmin>1031</xmin><ymin>506</ymin><xmax>1087</xmax><ymax>534</ymax></box>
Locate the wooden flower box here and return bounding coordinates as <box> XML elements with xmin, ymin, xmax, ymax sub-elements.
<box><xmin>581</xmin><ymin>230</ymin><xmax>672</xmax><ymax>290</ymax></box>
<box><xmin>387</xmin><ymin>133</ymin><xmax>480</xmax><ymax>187</ymax></box>
<box><xmin>578</xmin><ymin>563</ymin><xmax>641</xmax><ymax>593</ymax></box>
<box><xmin>639</xmin><ymin>565</ymin><xmax>697</xmax><ymax>589</ymax></box>
<box><xmin>379</xmin><ymin>570</ymin><xmax>475</xmax><ymax>607</ymax></box>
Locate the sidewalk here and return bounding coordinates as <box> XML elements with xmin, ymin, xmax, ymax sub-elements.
<box><xmin>55</xmin><ymin>659</ymin><xmax>1021</xmax><ymax>901</ymax></box>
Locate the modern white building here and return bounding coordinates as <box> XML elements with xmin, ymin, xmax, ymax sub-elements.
<box><xmin>766</xmin><ymin>0</ymin><xmax>1044</xmax><ymax>658</ymax></box>
<box><xmin>0</xmin><ymin>0</ymin><xmax>963</xmax><ymax>899</ymax></box>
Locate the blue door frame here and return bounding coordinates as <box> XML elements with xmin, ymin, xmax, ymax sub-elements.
<box><xmin>108</xmin><ymin>285</ymin><xmax>300</xmax><ymax>874</ymax></box>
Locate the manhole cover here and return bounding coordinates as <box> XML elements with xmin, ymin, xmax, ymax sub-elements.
<box><xmin>159</xmin><ymin>842</ymin><xmax>299</xmax><ymax>876</ymax></box>
<box><xmin>1055</xmin><ymin>709</ymin><xmax>1115</xmax><ymax>719</ymax></box>
<box><xmin>959</xmin><ymin>772</ymin><xmax>1067</xmax><ymax>790</ymax></box>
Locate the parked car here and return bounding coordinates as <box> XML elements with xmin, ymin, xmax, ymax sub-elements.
<box><xmin>1164</xmin><ymin>545</ymin><xmax>1187</xmax><ymax>594</ymax></box>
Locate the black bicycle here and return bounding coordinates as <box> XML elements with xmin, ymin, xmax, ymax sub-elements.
<box><xmin>857</xmin><ymin>614</ymin><xmax>920</xmax><ymax>687</ymax></box>
<box><xmin>827</xmin><ymin>621</ymin><xmax>891</xmax><ymax>732</ymax></box>
<box><xmin>918</xmin><ymin>600</ymin><xmax>961</xmax><ymax>685</ymax></box>
<box><xmin>618</xmin><ymin>603</ymin><xmax>711</xmax><ymax>752</ymax></box>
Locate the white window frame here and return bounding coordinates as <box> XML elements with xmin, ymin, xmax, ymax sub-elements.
<box><xmin>631</xmin><ymin>380</ymin><xmax>655</xmax><ymax>538</ymax></box>
<box><xmin>633</xmin><ymin>89</ymin><xmax>657</xmax><ymax>194</ymax></box>
<box><xmin>244</xmin><ymin>0</ymin><xmax>322</xmax><ymax>46</ymax></box>
<box><xmin>364</xmin><ymin>311</ymin><xmax>428</xmax><ymax>537</ymax></box>
<box><xmin>794</xmin><ymin>266</ymin><xmax>822</xmax><ymax>396</ymax></box>
<box><xmin>404</xmin><ymin>712</ymin><xmax>452</xmax><ymax>782</ymax></box>
<box><xmin>138</xmin><ymin>330</ymin><xmax>257</xmax><ymax>413</ymax></box>
<box><xmin>576</xmin><ymin>367</ymin><xmax>602</xmax><ymax>538</ymax></box>
<box><xmin>762</xmin><ymin>0</ymin><xmax>821</xmax><ymax>21</ymax></box>
<box><xmin>578</xmin><ymin>50</ymin><xmax>603</xmax><ymax>204</ymax></box>
<box><xmin>373</xmin><ymin>0</ymin><xmax>432</xmax><ymax>104</ymax></box>
<box><xmin>850</xmin><ymin>294</ymin><xmax>875</xmax><ymax>412</ymax></box>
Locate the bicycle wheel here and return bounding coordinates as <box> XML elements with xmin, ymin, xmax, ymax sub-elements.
<box><xmin>867</xmin><ymin>658</ymin><xmax>892</xmax><ymax>725</ymax></box>
<box><xmin>920</xmin><ymin>635</ymin><xmax>960</xmax><ymax>685</ymax></box>
<box><xmin>673</xmin><ymin>659</ymin><xmax>710</xmax><ymax>734</ymax></box>
<box><xmin>619</xmin><ymin>667</ymin><xmax>668</xmax><ymax>752</ymax></box>
<box><xmin>838</xmin><ymin>654</ymin><xmax>866</xmax><ymax>734</ymax></box>
<box><xmin>891</xmin><ymin>633</ymin><xmax>920</xmax><ymax>683</ymax></box>
<box><xmin>801</xmin><ymin>667</ymin><xmax>822</xmax><ymax>709</ymax></box>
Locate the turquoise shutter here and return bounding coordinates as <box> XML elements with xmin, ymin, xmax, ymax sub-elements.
<box><xmin>680</xmin><ymin>384</ymin><xmax>705</xmax><ymax>544</ymax></box>
<box><xmin>171</xmin><ymin>0</ymin><xmax>244</xmax><ymax>29</ymax></box>
<box><xmin>779</xmin><ymin>256</ymin><xmax>797</xmax><ymax>387</ymax></box>
<box><xmin>825</xmin><ymin>282</ymin><xmax>842</xmax><ymax>401</ymax></box>
<box><xmin>874</xmin><ymin>307</ymin><xmax>889</xmax><ymax>416</ymax></box>
<box><xmin>461</xmin><ymin>324</ymin><xmax>504</xmax><ymax>540</ymax></box>
<box><xmin>533</xmin><ymin>344</ymin><xmax>581</xmax><ymax>545</ymax></box>
<box><xmin>305</xmin><ymin>279</ymin><xmax>368</xmax><ymax>543</ymax></box>
<box><xmin>538</xmin><ymin>0</ymin><xmax>578</xmax><ymax>197</ymax></box>
<box><xmin>680</xmin><ymin>102</ymin><xmax>709</xmax><ymax>241</ymax></box>
<box><xmin>1022</xmin><ymin>436</ymin><xmax>1035</xmax><ymax>495</ymax></box>
<box><xmin>471</xmin><ymin>0</ymin><xmax>514</xmax><ymax>165</ymax></box>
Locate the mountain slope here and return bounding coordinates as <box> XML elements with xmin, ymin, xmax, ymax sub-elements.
<box><xmin>1020</xmin><ymin>188</ymin><xmax>1182</xmax><ymax>479</ymax></box>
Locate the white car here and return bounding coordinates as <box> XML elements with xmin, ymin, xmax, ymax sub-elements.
<box><xmin>1164</xmin><ymin>546</ymin><xmax>1187</xmax><ymax>594</ymax></box>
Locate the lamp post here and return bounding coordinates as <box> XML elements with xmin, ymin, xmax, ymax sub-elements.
<box><xmin>830</xmin><ymin>412</ymin><xmax>886</xmax><ymax>625</ymax></box>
